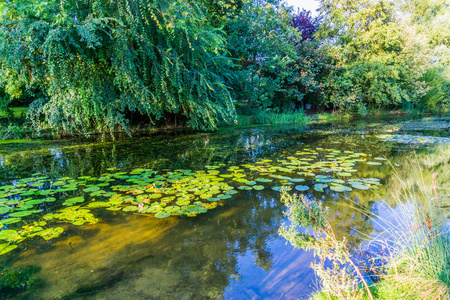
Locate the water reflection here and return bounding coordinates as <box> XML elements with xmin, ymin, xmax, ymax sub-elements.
<box><xmin>0</xmin><ymin>116</ymin><xmax>448</xmax><ymax>299</ymax></box>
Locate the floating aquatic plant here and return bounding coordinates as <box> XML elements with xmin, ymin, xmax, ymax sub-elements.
<box><xmin>0</xmin><ymin>147</ymin><xmax>385</xmax><ymax>256</ymax></box>
<box><xmin>378</xmin><ymin>134</ymin><xmax>450</xmax><ymax>145</ymax></box>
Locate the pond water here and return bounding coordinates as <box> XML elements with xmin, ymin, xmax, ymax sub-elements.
<box><xmin>0</xmin><ymin>115</ymin><xmax>449</xmax><ymax>299</ymax></box>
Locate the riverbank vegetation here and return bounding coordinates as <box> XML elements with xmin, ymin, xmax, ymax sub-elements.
<box><xmin>280</xmin><ymin>166</ymin><xmax>450</xmax><ymax>299</ymax></box>
<box><xmin>0</xmin><ymin>0</ymin><xmax>449</xmax><ymax>137</ymax></box>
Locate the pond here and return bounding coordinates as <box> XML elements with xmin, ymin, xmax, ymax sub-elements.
<box><xmin>0</xmin><ymin>115</ymin><xmax>449</xmax><ymax>299</ymax></box>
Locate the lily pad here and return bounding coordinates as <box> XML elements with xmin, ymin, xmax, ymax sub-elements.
<box><xmin>256</xmin><ymin>178</ymin><xmax>273</xmax><ymax>183</ymax></box>
<box><xmin>123</xmin><ymin>206</ymin><xmax>139</xmax><ymax>212</ymax></box>
<box><xmin>238</xmin><ymin>186</ymin><xmax>252</xmax><ymax>190</ymax></box>
<box><xmin>84</xmin><ymin>186</ymin><xmax>100</xmax><ymax>193</ymax></box>
<box><xmin>9</xmin><ymin>210</ymin><xmax>41</xmax><ymax>217</ymax></box>
<box><xmin>0</xmin><ymin>218</ymin><xmax>22</xmax><ymax>225</ymax></box>
<box><xmin>155</xmin><ymin>211</ymin><xmax>171</xmax><ymax>219</ymax></box>
<box><xmin>87</xmin><ymin>202</ymin><xmax>111</xmax><ymax>208</ymax></box>
<box><xmin>289</xmin><ymin>178</ymin><xmax>306</xmax><ymax>183</ymax></box>
<box><xmin>0</xmin><ymin>230</ymin><xmax>19</xmax><ymax>240</ymax></box>
<box><xmin>0</xmin><ymin>243</ymin><xmax>17</xmax><ymax>255</ymax></box>
<box><xmin>330</xmin><ymin>185</ymin><xmax>352</xmax><ymax>192</ymax></box>
<box><xmin>314</xmin><ymin>183</ymin><xmax>328</xmax><ymax>192</ymax></box>
<box><xmin>295</xmin><ymin>185</ymin><xmax>309</xmax><ymax>192</ymax></box>
<box><xmin>0</xmin><ymin>207</ymin><xmax>11</xmax><ymax>215</ymax></box>
<box><xmin>63</xmin><ymin>196</ymin><xmax>85</xmax><ymax>206</ymax></box>
<box><xmin>39</xmin><ymin>227</ymin><xmax>64</xmax><ymax>240</ymax></box>
<box><xmin>350</xmin><ymin>182</ymin><xmax>369</xmax><ymax>190</ymax></box>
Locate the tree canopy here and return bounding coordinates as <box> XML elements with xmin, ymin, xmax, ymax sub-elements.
<box><xmin>0</xmin><ymin>0</ymin><xmax>448</xmax><ymax>135</ymax></box>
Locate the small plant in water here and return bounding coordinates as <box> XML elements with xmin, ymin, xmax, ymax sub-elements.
<box><xmin>279</xmin><ymin>190</ymin><xmax>374</xmax><ymax>300</ymax></box>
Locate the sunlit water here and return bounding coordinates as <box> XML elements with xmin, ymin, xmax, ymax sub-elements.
<box><xmin>0</xmin><ymin>115</ymin><xmax>449</xmax><ymax>299</ymax></box>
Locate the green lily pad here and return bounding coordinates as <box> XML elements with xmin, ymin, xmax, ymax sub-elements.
<box><xmin>63</xmin><ymin>196</ymin><xmax>85</xmax><ymax>206</ymax></box>
<box><xmin>38</xmin><ymin>227</ymin><xmax>64</xmax><ymax>240</ymax></box>
<box><xmin>0</xmin><ymin>243</ymin><xmax>17</xmax><ymax>255</ymax></box>
<box><xmin>0</xmin><ymin>218</ymin><xmax>22</xmax><ymax>225</ymax></box>
<box><xmin>123</xmin><ymin>206</ymin><xmax>139</xmax><ymax>212</ymax></box>
<box><xmin>289</xmin><ymin>178</ymin><xmax>305</xmax><ymax>183</ymax></box>
<box><xmin>24</xmin><ymin>199</ymin><xmax>45</xmax><ymax>205</ymax></box>
<box><xmin>9</xmin><ymin>210</ymin><xmax>41</xmax><ymax>217</ymax></box>
<box><xmin>149</xmin><ymin>194</ymin><xmax>162</xmax><ymax>199</ymax></box>
<box><xmin>350</xmin><ymin>182</ymin><xmax>369</xmax><ymax>190</ymax></box>
<box><xmin>256</xmin><ymin>178</ymin><xmax>273</xmax><ymax>183</ymax></box>
<box><xmin>238</xmin><ymin>186</ymin><xmax>252</xmax><ymax>190</ymax></box>
<box><xmin>154</xmin><ymin>211</ymin><xmax>171</xmax><ymax>219</ymax></box>
<box><xmin>338</xmin><ymin>172</ymin><xmax>351</xmax><ymax>177</ymax></box>
<box><xmin>176</xmin><ymin>199</ymin><xmax>190</xmax><ymax>206</ymax></box>
<box><xmin>0</xmin><ymin>207</ymin><xmax>11</xmax><ymax>215</ymax></box>
<box><xmin>330</xmin><ymin>185</ymin><xmax>352</xmax><ymax>192</ymax></box>
<box><xmin>87</xmin><ymin>202</ymin><xmax>111</xmax><ymax>208</ymax></box>
<box><xmin>295</xmin><ymin>185</ymin><xmax>309</xmax><ymax>192</ymax></box>
<box><xmin>314</xmin><ymin>183</ymin><xmax>328</xmax><ymax>192</ymax></box>
<box><xmin>84</xmin><ymin>186</ymin><xmax>100</xmax><ymax>193</ymax></box>
<box><xmin>0</xmin><ymin>230</ymin><xmax>19</xmax><ymax>240</ymax></box>
<box><xmin>253</xmin><ymin>185</ymin><xmax>265</xmax><ymax>191</ymax></box>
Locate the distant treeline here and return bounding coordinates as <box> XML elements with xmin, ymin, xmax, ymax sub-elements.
<box><xmin>0</xmin><ymin>0</ymin><xmax>449</xmax><ymax>134</ymax></box>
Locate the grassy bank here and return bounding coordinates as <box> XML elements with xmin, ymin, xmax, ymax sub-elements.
<box><xmin>235</xmin><ymin>111</ymin><xmax>311</xmax><ymax>126</ymax></box>
<box><xmin>0</xmin><ymin>107</ymin><xmax>33</xmax><ymax>141</ymax></box>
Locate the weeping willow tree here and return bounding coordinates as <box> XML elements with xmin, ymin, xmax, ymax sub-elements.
<box><xmin>0</xmin><ymin>0</ymin><xmax>235</xmax><ymax>134</ymax></box>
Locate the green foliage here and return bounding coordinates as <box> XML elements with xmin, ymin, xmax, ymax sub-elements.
<box><xmin>235</xmin><ymin>110</ymin><xmax>310</xmax><ymax>126</ymax></box>
<box><xmin>318</xmin><ymin>0</ymin><xmax>431</xmax><ymax>113</ymax></box>
<box><xmin>419</xmin><ymin>67</ymin><xmax>450</xmax><ymax>112</ymax></box>
<box><xmin>0</xmin><ymin>0</ymin><xmax>449</xmax><ymax>137</ymax></box>
<box><xmin>0</xmin><ymin>0</ymin><xmax>235</xmax><ymax>135</ymax></box>
<box><xmin>226</xmin><ymin>2</ymin><xmax>327</xmax><ymax>111</ymax></box>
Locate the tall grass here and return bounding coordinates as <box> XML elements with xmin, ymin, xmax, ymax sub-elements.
<box><xmin>311</xmin><ymin>112</ymin><xmax>351</xmax><ymax>122</ymax></box>
<box><xmin>281</xmin><ymin>162</ymin><xmax>450</xmax><ymax>299</ymax></box>
<box><xmin>363</xmin><ymin>170</ymin><xmax>450</xmax><ymax>299</ymax></box>
<box><xmin>236</xmin><ymin>110</ymin><xmax>310</xmax><ymax>126</ymax></box>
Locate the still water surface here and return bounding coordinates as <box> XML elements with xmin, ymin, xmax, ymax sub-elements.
<box><xmin>0</xmin><ymin>115</ymin><xmax>449</xmax><ymax>299</ymax></box>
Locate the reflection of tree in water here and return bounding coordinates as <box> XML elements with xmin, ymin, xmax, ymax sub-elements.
<box><xmin>0</xmin><ymin>126</ymin><xmax>311</xmax><ymax>181</ymax></box>
<box><xmin>10</xmin><ymin>190</ymin><xmax>286</xmax><ymax>299</ymax></box>
<box><xmin>151</xmin><ymin>191</ymin><xmax>282</xmax><ymax>298</ymax></box>
<box><xmin>325</xmin><ymin>192</ymin><xmax>376</xmax><ymax>247</ymax></box>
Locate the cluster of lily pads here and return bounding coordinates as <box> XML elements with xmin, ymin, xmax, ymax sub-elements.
<box><xmin>378</xmin><ymin>134</ymin><xmax>450</xmax><ymax>145</ymax></box>
<box><xmin>0</xmin><ymin>147</ymin><xmax>385</xmax><ymax>256</ymax></box>
<box><xmin>239</xmin><ymin>148</ymin><xmax>383</xmax><ymax>192</ymax></box>
<box><xmin>400</xmin><ymin>120</ymin><xmax>450</xmax><ymax>131</ymax></box>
